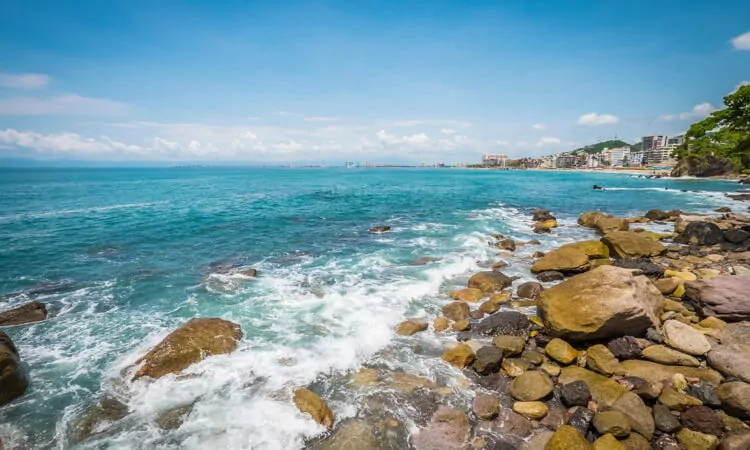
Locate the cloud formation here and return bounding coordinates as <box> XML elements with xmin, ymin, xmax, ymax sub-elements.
<box><xmin>576</xmin><ymin>113</ymin><xmax>619</xmax><ymax>126</ymax></box>
<box><xmin>0</xmin><ymin>129</ymin><xmax>145</xmax><ymax>155</ymax></box>
<box><xmin>0</xmin><ymin>94</ymin><xmax>130</xmax><ymax>116</ymax></box>
<box><xmin>0</xmin><ymin>72</ymin><xmax>51</xmax><ymax>89</ymax></box>
<box><xmin>531</xmin><ymin>123</ymin><xmax>547</xmax><ymax>131</ymax></box>
<box><xmin>657</xmin><ymin>102</ymin><xmax>717</xmax><ymax>121</ymax></box>
<box><xmin>731</xmin><ymin>31</ymin><xmax>750</xmax><ymax>50</ymax></box>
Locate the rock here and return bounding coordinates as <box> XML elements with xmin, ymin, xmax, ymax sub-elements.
<box><xmin>537</xmin><ymin>271</ymin><xmax>565</xmax><ymax>282</ymax></box>
<box><xmin>725</xmin><ymin>228</ymin><xmax>750</xmax><ymax>244</ymax></box>
<box><xmin>238</xmin><ymin>268</ymin><xmax>258</xmax><ymax>277</ymax></box>
<box><xmin>442</xmin><ymin>302</ymin><xmax>470</xmax><ymax>321</ymax></box>
<box><xmin>545</xmin><ymin>425</ymin><xmax>593</xmax><ymax>450</ymax></box>
<box><xmin>493</xmin><ymin>335</ymin><xmax>525</xmax><ymax>356</ymax></box>
<box><xmin>0</xmin><ymin>331</ymin><xmax>29</xmax><ymax>406</ymax></box>
<box><xmin>509</xmin><ymin>371</ymin><xmax>554</xmax><ymax>401</ymax></box>
<box><xmin>684</xmin><ymin>276</ymin><xmax>750</xmax><ymax>322</ymax></box>
<box><xmin>132</xmin><ymin>318</ymin><xmax>242</xmax><ymax>380</ymax></box>
<box><xmin>716</xmin><ymin>382</ymin><xmax>750</xmax><ymax>419</ymax></box>
<box><xmin>612</xmin><ymin>258</ymin><xmax>665</xmax><ymax>278</ymax></box>
<box><xmin>586</xmin><ymin>345</ymin><xmax>621</xmax><ymax>376</ymax></box>
<box><xmin>653</xmin><ymin>404</ymin><xmax>682</xmax><ymax>433</ymax></box>
<box><xmin>69</xmin><ymin>397</ymin><xmax>129</xmax><ymax>443</ymax></box>
<box><xmin>677</xmin><ymin>222</ymin><xmax>725</xmax><ymax>246</ymax></box>
<box><xmin>579</xmin><ymin>211</ymin><xmax>610</xmax><ymax>227</ymax></box>
<box><xmin>319</xmin><ymin>419</ymin><xmax>379</xmax><ymax>450</ymax></box>
<box><xmin>533</xmin><ymin>225</ymin><xmax>552</xmax><ymax>234</ymax></box>
<box><xmin>642</xmin><ymin>345</ymin><xmax>700</xmax><ymax>367</ymax></box>
<box><xmin>645</xmin><ymin>210</ymin><xmax>671</xmax><ymax>221</ymax></box>
<box><xmin>155</xmin><ymin>404</ymin><xmax>193</xmax><ymax>430</ymax></box>
<box><xmin>665</xmin><ymin>269</ymin><xmax>697</xmax><ymax>281</ymax></box>
<box><xmin>717</xmin><ymin>411</ymin><xmax>749</xmax><ymax>433</ymax></box>
<box><xmin>459</xmin><ymin>311</ymin><xmax>530</xmax><ymax>339</ymax></box>
<box><xmin>610</xmin><ymin>391</ymin><xmax>655</xmax><ymax>440</ymax></box>
<box><xmin>0</xmin><ymin>301</ymin><xmax>47</xmax><ymax>326</ymax></box>
<box><xmin>293</xmin><ymin>388</ymin><xmax>334</xmax><ymax>429</ymax></box>
<box><xmin>545</xmin><ymin>338</ymin><xmax>579</xmax><ymax>365</ymax></box>
<box><xmin>561</xmin><ymin>380</ymin><xmax>592</xmax><ymax>407</ymax></box>
<box><xmin>411</xmin><ymin>257</ymin><xmax>441</xmax><ymax>266</ymax></box>
<box><xmin>561</xmin><ymin>240</ymin><xmax>611</xmax><ymax>259</ymax></box>
<box><xmin>595</xmin><ymin>217</ymin><xmax>631</xmax><ymax>235</ymax></box>
<box><xmin>520</xmin><ymin>430</ymin><xmax>555</xmax><ymax>450</ymax></box>
<box><xmin>594</xmin><ymin>434</ymin><xmax>626</xmax><ymax>450</ymax></box>
<box><xmin>688</xmin><ymin>382</ymin><xmax>722</xmax><ymax>408</ymax></box>
<box><xmin>479</xmin><ymin>300</ymin><xmax>501</xmax><ymax>314</ymax></box>
<box><xmin>538</xmin><ymin>266</ymin><xmax>664</xmax><ymax>342</ymax></box>
<box><xmin>412</xmin><ymin>407</ymin><xmax>470</xmax><ymax>450</ymax></box>
<box><xmin>619</xmin><ymin>433</ymin><xmax>652</xmax><ymax>450</ymax></box>
<box><xmin>441</xmin><ymin>344</ymin><xmax>475</xmax><ymax>368</ymax></box>
<box><xmin>517</xmin><ymin>282</ymin><xmax>544</xmax><ymax>299</ymax></box>
<box><xmin>522</xmin><ymin>349</ymin><xmax>544</xmax><ymax>365</ymax></box>
<box><xmin>607</xmin><ymin>336</ymin><xmax>644</xmax><ymax>360</ymax></box>
<box><xmin>473</xmin><ymin>346</ymin><xmax>504</xmax><ymax>375</ymax></box>
<box><xmin>433</xmin><ymin>317</ymin><xmax>449</xmax><ymax>332</ymax></box>
<box><xmin>707</xmin><ymin>322</ymin><xmax>750</xmax><ymax>382</ymax></box>
<box><xmin>448</xmin><ymin>288</ymin><xmax>485</xmax><ymax>302</ymax></box>
<box><xmin>396</xmin><ymin>320</ymin><xmax>428</xmax><ymax>336</ymax></box>
<box><xmin>452</xmin><ymin>320</ymin><xmax>470</xmax><ymax>331</ymax></box>
<box><xmin>601</xmin><ymin>231</ymin><xmax>667</xmax><ymax>259</ymax></box>
<box><xmin>663</xmin><ymin>320</ymin><xmax>711</xmax><ymax>356</ymax></box>
<box><xmin>559</xmin><ymin>366</ymin><xmax>626</xmax><ymax>407</ymax></box>
<box><xmin>533</xmin><ymin>209</ymin><xmax>556</xmax><ymax>222</ymax></box>
<box><xmin>370</xmin><ymin>225</ymin><xmax>391</xmax><ymax>233</ymax></box>
<box><xmin>593</xmin><ymin>411</ymin><xmax>631</xmax><ymax>438</ymax></box>
<box><xmin>676</xmin><ymin>428</ymin><xmax>720</xmax><ymax>450</ymax></box>
<box><xmin>720</xmin><ymin>432</ymin><xmax>750</xmax><ymax>450</ymax></box>
<box><xmin>503</xmin><ymin>358</ymin><xmax>532</xmax><ymax>376</ymax></box>
<box><xmin>472</xmin><ymin>395</ymin><xmax>500</xmax><ymax>420</ymax></box>
<box><xmin>618</xmin><ymin>360</ymin><xmax>723</xmax><ymax>386</ymax></box>
<box><xmin>626</xmin><ymin>376</ymin><xmax>663</xmax><ymax>400</ymax></box>
<box><xmin>497</xmin><ymin>239</ymin><xmax>517</xmax><ymax>251</ymax></box>
<box><xmin>659</xmin><ymin>387</ymin><xmax>702</xmax><ymax>411</ymax></box>
<box><xmin>654</xmin><ymin>278</ymin><xmax>681</xmax><ymax>295</ymax></box>
<box><xmin>530</xmin><ymin>247</ymin><xmax>590</xmax><ymax>274</ymax></box>
<box><xmin>681</xmin><ymin>406</ymin><xmax>724</xmax><ymax>436</ymax></box>
<box><xmin>468</xmin><ymin>272</ymin><xmax>513</xmax><ymax>293</ymax></box>
<box><xmin>567</xmin><ymin>406</ymin><xmax>595</xmax><ymax>435</ymax></box>
<box><xmin>513</xmin><ymin>401</ymin><xmax>548</xmax><ymax>420</ymax></box>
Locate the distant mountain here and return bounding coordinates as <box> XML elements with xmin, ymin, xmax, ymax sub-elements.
<box><xmin>573</xmin><ymin>140</ymin><xmax>634</xmax><ymax>155</ymax></box>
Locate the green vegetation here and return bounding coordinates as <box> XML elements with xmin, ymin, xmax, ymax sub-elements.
<box><xmin>674</xmin><ymin>85</ymin><xmax>750</xmax><ymax>175</ymax></box>
<box><xmin>574</xmin><ymin>140</ymin><xmax>633</xmax><ymax>155</ymax></box>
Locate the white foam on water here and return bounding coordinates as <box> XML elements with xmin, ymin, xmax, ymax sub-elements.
<box><xmin>0</xmin><ymin>201</ymin><xmax>170</xmax><ymax>223</ymax></box>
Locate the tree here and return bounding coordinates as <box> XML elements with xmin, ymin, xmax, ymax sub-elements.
<box><xmin>675</xmin><ymin>86</ymin><xmax>750</xmax><ymax>173</ymax></box>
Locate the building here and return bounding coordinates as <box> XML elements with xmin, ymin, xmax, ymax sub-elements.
<box><xmin>482</xmin><ymin>154</ymin><xmax>508</xmax><ymax>167</ymax></box>
<box><xmin>642</xmin><ymin>135</ymin><xmax>667</xmax><ymax>152</ymax></box>
<box><xmin>640</xmin><ymin>134</ymin><xmax>682</xmax><ymax>165</ymax></box>
<box><xmin>606</xmin><ymin>147</ymin><xmax>631</xmax><ymax>167</ymax></box>
<box><xmin>628</xmin><ymin>151</ymin><xmax>646</xmax><ymax>167</ymax></box>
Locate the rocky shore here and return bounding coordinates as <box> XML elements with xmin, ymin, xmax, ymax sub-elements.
<box><xmin>3</xmin><ymin>201</ymin><xmax>750</xmax><ymax>449</ymax></box>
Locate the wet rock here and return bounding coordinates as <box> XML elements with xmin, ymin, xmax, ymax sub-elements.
<box><xmin>610</xmin><ymin>391</ymin><xmax>654</xmax><ymax>440</ymax></box>
<box><xmin>521</xmin><ymin>349</ymin><xmax>544</xmax><ymax>365</ymax></box>
<box><xmin>562</xmin><ymin>380</ymin><xmax>591</xmax><ymax>407</ymax></box>
<box><xmin>663</xmin><ymin>320</ymin><xmax>711</xmax><ymax>356</ymax></box>
<box><xmin>395</xmin><ymin>320</ymin><xmax>428</xmax><ymax>336</ymax></box>
<box><xmin>519</xmin><ymin>430</ymin><xmax>554</xmax><ymax>450</ymax></box>
<box><xmin>503</xmin><ymin>358</ymin><xmax>532</xmax><ymax>377</ymax></box>
<box><xmin>653</xmin><ymin>404</ymin><xmax>682</xmax><ymax>433</ymax></box>
<box><xmin>642</xmin><ymin>345</ymin><xmax>700</xmax><ymax>367</ymax></box>
<box><xmin>433</xmin><ymin>317</ymin><xmax>449</xmax><ymax>332</ymax></box>
<box><xmin>70</xmin><ymin>397</ymin><xmax>129</xmax><ymax>443</ymax></box>
<box><xmin>601</xmin><ymin>231</ymin><xmax>667</xmax><ymax>259</ymax></box>
<box><xmin>472</xmin><ymin>395</ymin><xmax>501</xmax><ymax>420</ymax></box>
<box><xmin>132</xmin><ymin>318</ymin><xmax>242</xmax><ymax>380</ymax></box>
<box><xmin>595</xmin><ymin>217</ymin><xmax>631</xmax><ymax>235</ymax></box>
<box><xmin>513</xmin><ymin>401</ymin><xmax>548</xmax><ymax>420</ymax></box>
<box><xmin>531</xmin><ymin>247</ymin><xmax>591</xmax><ymax>274</ymax></box>
<box><xmin>586</xmin><ymin>345</ymin><xmax>620</xmax><ymax>376</ymax></box>
<box><xmin>497</xmin><ymin>239</ymin><xmax>517</xmax><ymax>252</ymax></box>
<box><xmin>618</xmin><ymin>360</ymin><xmax>723</xmax><ymax>386</ymax></box>
<box><xmin>536</xmin><ymin>271</ymin><xmax>565</xmax><ymax>282</ymax></box>
<box><xmin>684</xmin><ymin>276</ymin><xmax>750</xmax><ymax>322</ymax></box>
<box><xmin>448</xmin><ymin>288</ymin><xmax>485</xmax><ymax>302</ymax></box>
<box><xmin>492</xmin><ymin>335</ymin><xmax>525</xmax><ymax>356</ymax></box>
<box><xmin>155</xmin><ymin>404</ymin><xmax>193</xmax><ymax>430</ymax></box>
<box><xmin>612</xmin><ymin>258</ymin><xmax>664</xmax><ymax>278</ymax></box>
<box><xmin>681</xmin><ymin>406</ymin><xmax>724</xmax><ymax>437</ymax></box>
<box><xmin>0</xmin><ymin>331</ymin><xmax>29</xmax><ymax>406</ymax></box>
<box><xmin>676</xmin><ymin>428</ymin><xmax>720</xmax><ymax>450</ymax></box>
<box><xmin>318</xmin><ymin>419</ymin><xmax>379</xmax><ymax>450</ymax></box>
<box><xmin>567</xmin><ymin>406</ymin><xmax>595</xmax><ymax>435</ymax></box>
<box><xmin>509</xmin><ymin>371</ymin><xmax>553</xmax><ymax>401</ymax></box>
<box><xmin>541</xmin><ymin>361</ymin><xmax>561</xmax><ymax>377</ymax></box>
<box><xmin>538</xmin><ymin>266</ymin><xmax>664</xmax><ymax>342</ymax></box>
<box><xmin>412</xmin><ymin>407</ymin><xmax>470</xmax><ymax>450</ymax></box>
<box><xmin>411</xmin><ymin>257</ymin><xmax>442</xmax><ymax>266</ymax></box>
<box><xmin>545</xmin><ymin>425</ymin><xmax>593</xmax><ymax>450</ymax></box>
<box><xmin>659</xmin><ymin>387</ymin><xmax>702</xmax><ymax>411</ymax></box>
<box><xmin>468</xmin><ymin>272</ymin><xmax>513</xmax><ymax>293</ymax></box>
<box><xmin>470</xmin><ymin>310</ymin><xmax>486</xmax><ymax>320</ymax></box>
<box><xmin>237</xmin><ymin>268</ymin><xmax>258</xmax><ymax>277</ymax></box>
<box><xmin>593</xmin><ymin>411</ymin><xmax>631</xmax><ymax>438</ymax></box>
<box><xmin>545</xmin><ymin>338</ymin><xmax>579</xmax><ymax>365</ymax></box>
<box><xmin>517</xmin><ymin>282</ymin><xmax>543</xmax><ymax>299</ymax></box>
<box><xmin>716</xmin><ymin>382</ymin><xmax>750</xmax><ymax>419</ymax></box>
<box><xmin>459</xmin><ymin>311</ymin><xmax>530</xmax><ymax>339</ymax></box>
<box><xmin>441</xmin><ymin>344</ymin><xmax>475</xmax><ymax>368</ymax></box>
<box><xmin>607</xmin><ymin>336</ymin><xmax>644</xmax><ymax>360</ymax></box>
<box><xmin>677</xmin><ymin>222</ymin><xmax>725</xmax><ymax>246</ymax></box>
<box><xmin>451</xmin><ymin>319</ymin><xmax>471</xmax><ymax>331</ymax></box>
<box><xmin>560</xmin><ymin>240</ymin><xmax>611</xmax><ymax>259</ymax></box>
<box><xmin>370</xmin><ymin>225</ymin><xmax>391</xmax><ymax>233</ymax></box>
<box><xmin>0</xmin><ymin>301</ymin><xmax>47</xmax><ymax>326</ymax></box>
<box><xmin>293</xmin><ymin>388</ymin><xmax>334</xmax><ymax>429</ymax></box>
<box><xmin>532</xmin><ymin>209</ymin><xmax>556</xmax><ymax>222</ymax></box>
<box><xmin>687</xmin><ymin>382</ymin><xmax>721</xmax><ymax>408</ymax></box>
<box><xmin>442</xmin><ymin>302</ymin><xmax>470</xmax><ymax>321</ymax></box>
<box><xmin>473</xmin><ymin>346</ymin><xmax>504</xmax><ymax>375</ymax></box>
<box><xmin>720</xmin><ymin>432</ymin><xmax>750</xmax><ymax>450</ymax></box>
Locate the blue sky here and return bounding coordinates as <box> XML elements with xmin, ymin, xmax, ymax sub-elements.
<box><xmin>0</xmin><ymin>0</ymin><xmax>748</xmax><ymax>164</ymax></box>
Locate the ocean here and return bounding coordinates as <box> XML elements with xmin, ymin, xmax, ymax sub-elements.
<box><xmin>0</xmin><ymin>167</ymin><xmax>744</xmax><ymax>449</ymax></box>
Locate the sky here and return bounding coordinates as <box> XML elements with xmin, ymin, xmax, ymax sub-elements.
<box><xmin>0</xmin><ymin>0</ymin><xmax>749</xmax><ymax>165</ymax></box>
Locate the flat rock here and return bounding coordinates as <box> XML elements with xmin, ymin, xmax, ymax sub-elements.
<box><xmin>707</xmin><ymin>322</ymin><xmax>750</xmax><ymax>382</ymax></box>
<box><xmin>0</xmin><ymin>301</ymin><xmax>47</xmax><ymax>326</ymax></box>
<box><xmin>559</xmin><ymin>366</ymin><xmax>626</xmax><ymax>407</ymax></box>
<box><xmin>663</xmin><ymin>320</ymin><xmax>711</xmax><ymax>356</ymax></box>
<box><xmin>560</xmin><ymin>240</ymin><xmax>610</xmax><ymax>259</ymax></box>
<box><xmin>642</xmin><ymin>345</ymin><xmax>700</xmax><ymax>367</ymax></box>
<box><xmin>412</xmin><ymin>406</ymin><xmax>470</xmax><ymax>450</ymax></box>
<box><xmin>610</xmin><ymin>391</ymin><xmax>654</xmax><ymax>440</ymax></box>
<box><xmin>716</xmin><ymin>382</ymin><xmax>750</xmax><ymax>420</ymax></box>
<box><xmin>530</xmin><ymin>247</ymin><xmax>590</xmax><ymax>274</ymax></box>
<box><xmin>684</xmin><ymin>276</ymin><xmax>750</xmax><ymax>322</ymax></box>
<box><xmin>618</xmin><ymin>360</ymin><xmax>723</xmax><ymax>386</ymax></box>
<box><xmin>601</xmin><ymin>231</ymin><xmax>667</xmax><ymax>259</ymax></box>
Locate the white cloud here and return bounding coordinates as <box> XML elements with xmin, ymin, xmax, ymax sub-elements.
<box><xmin>403</xmin><ymin>133</ymin><xmax>430</xmax><ymax>147</ymax></box>
<box><xmin>0</xmin><ymin>128</ymin><xmax>144</xmax><ymax>155</ymax></box>
<box><xmin>152</xmin><ymin>137</ymin><xmax>181</xmax><ymax>152</ymax></box>
<box><xmin>0</xmin><ymin>94</ymin><xmax>129</xmax><ymax>116</ymax></box>
<box><xmin>657</xmin><ymin>102</ymin><xmax>717</xmax><ymax>121</ymax></box>
<box><xmin>733</xmin><ymin>81</ymin><xmax>750</xmax><ymax>93</ymax></box>
<box><xmin>731</xmin><ymin>31</ymin><xmax>750</xmax><ymax>50</ymax></box>
<box><xmin>441</xmin><ymin>128</ymin><xmax>457</xmax><ymax>135</ymax></box>
<box><xmin>531</xmin><ymin>123</ymin><xmax>547</xmax><ymax>131</ymax></box>
<box><xmin>0</xmin><ymin>73</ymin><xmax>51</xmax><ymax>89</ymax></box>
<box><xmin>576</xmin><ymin>113</ymin><xmax>619</xmax><ymax>126</ymax></box>
<box><xmin>304</xmin><ymin>116</ymin><xmax>340</xmax><ymax>122</ymax></box>
<box><xmin>242</xmin><ymin>131</ymin><xmax>257</xmax><ymax>140</ymax></box>
<box><xmin>538</xmin><ymin>137</ymin><xmax>560</xmax><ymax>145</ymax></box>
<box><xmin>271</xmin><ymin>111</ymin><xmax>294</xmax><ymax>116</ymax></box>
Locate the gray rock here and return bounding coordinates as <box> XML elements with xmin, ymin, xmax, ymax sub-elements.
<box><xmin>725</xmin><ymin>229</ymin><xmax>750</xmax><ymax>244</ymax></box>
<box><xmin>677</xmin><ymin>221</ymin><xmax>725</xmax><ymax>246</ymax></box>
<box><xmin>458</xmin><ymin>311</ymin><xmax>530</xmax><ymax>340</ymax></box>
<box><xmin>473</xmin><ymin>346</ymin><xmax>504</xmax><ymax>376</ymax></box>
<box><xmin>708</xmin><ymin>322</ymin><xmax>750</xmax><ymax>383</ymax></box>
<box><xmin>684</xmin><ymin>276</ymin><xmax>750</xmax><ymax>322</ymax></box>
<box><xmin>663</xmin><ymin>320</ymin><xmax>711</xmax><ymax>356</ymax></box>
<box><xmin>687</xmin><ymin>382</ymin><xmax>722</xmax><ymax>408</ymax></box>
<box><xmin>517</xmin><ymin>282</ymin><xmax>543</xmax><ymax>299</ymax></box>
<box><xmin>566</xmin><ymin>407</ymin><xmax>595</xmax><ymax>435</ymax></box>
<box><xmin>607</xmin><ymin>336</ymin><xmax>644</xmax><ymax>360</ymax></box>
<box><xmin>716</xmin><ymin>382</ymin><xmax>750</xmax><ymax>420</ymax></box>
<box><xmin>561</xmin><ymin>380</ymin><xmax>591</xmax><ymax>407</ymax></box>
<box><xmin>610</xmin><ymin>391</ymin><xmax>655</xmax><ymax>440</ymax></box>
<box><xmin>654</xmin><ymin>404</ymin><xmax>682</xmax><ymax>433</ymax></box>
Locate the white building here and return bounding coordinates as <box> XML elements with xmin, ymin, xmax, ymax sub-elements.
<box><xmin>607</xmin><ymin>147</ymin><xmax>631</xmax><ymax>167</ymax></box>
<box><xmin>482</xmin><ymin>154</ymin><xmax>508</xmax><ymax>166</ymax></box>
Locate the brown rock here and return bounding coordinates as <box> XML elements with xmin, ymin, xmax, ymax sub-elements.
<box><xmin>530</xmin><ymin>247</ymin><xmax>590</xmax><ymax>274</ymax></box>
<box><xmin>0</xmin><ymin>331</ymin><xmax>29</xmax><ymax>405</ymax></box>
<box><xmin>684</xmin><ymin>276</ymin><xmax>750</xmax><ymax>322</ymax></box>
<box><xmin>448</xmin><ymin>288</ymin><xmax>485</xmax><ymax>302</ymax></box>
<box><xmin>433</xmin><ymin>317</ymin><xmax>449</xmax><ymax>332</ymax></box>
<box><xmin>441</xmin><ymin>344</ymin><xmax>475</xmax><ymax>368</ymax></box>
<box><xmin>412</xmin><ymin>407</ymin><xmax>470</xmax><ymax>450</ymax></box>
<box><xmin>601</xmin><ymin>231</ymin><xmax>667</xmax><ymax>259</ymax></box>
<box><xmin>545</xmin><ymin>425</ymin><xmax>593</xmax><ymax>450</ymax></box>
<box><xmin>0</xmin><ymin>301</ymin><xmax>47</xmax><ymax>326</ymax></box>
<box><xmin>472</xmin><ymin>395</ymin><xmax>501</xmax><ymax>420</ymax></box>
<box><xmin>561</xmin><ymin>240</ymin><xmax>610</xmax><ymax>259</ymax></box>
<box><xmin>618</xmin><ymin>360</ymin><xmax>723</xmax><ymax>386</ymax></box>
<box><xmin>293</xmin><ymin>388</ymin><xmax>334</xmax><ymax>429</ymax></box>
<box><xmin>395</xmin><ymin>320</ymin><xmax>428</xmax><ymax>336</ymax></box>
<box><xmin>442</xmin><ymin>302</ymin><xmax>470</xmax><ymax>321</ymax></box>
<box><xmin>468</xmin><ymin>271</ymin><xmax>513</xmax><ymax>293</ymax></box>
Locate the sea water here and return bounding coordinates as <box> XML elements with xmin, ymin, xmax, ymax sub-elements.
<box><xmin>0</xmin><ymin>167</ymin><xmax>744</xmax><ymax>449</ymax></box>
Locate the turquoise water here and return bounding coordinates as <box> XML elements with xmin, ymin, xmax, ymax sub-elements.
<box><xmin>0</xmin><ymin>168</ymin><xmax>744</xmax><ymax>449</ymax></box>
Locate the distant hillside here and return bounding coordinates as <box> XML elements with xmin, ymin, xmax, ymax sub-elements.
<box><xmin>574</xmin><ymin>140</ymin><xmax>633</xmax><ymax>155</ymax></box>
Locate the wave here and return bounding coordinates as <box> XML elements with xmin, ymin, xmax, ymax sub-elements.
<box><xmin>0</xmin><ymin>201</ymin><xmax>170</xmax><ymax>223</ymax></box>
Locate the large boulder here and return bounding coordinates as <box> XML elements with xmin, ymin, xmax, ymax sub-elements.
<box><xmin>676</xmin><ymin>221</ymin><xmax>725</xmax><ymax>246</ymax></box>
<box><xmin>468</xmin><ymin>271</ymin><xmax>512</xmax><ymax>293</ymax></box>
<box><xmin>601</xmin><ymin>231</ymin><xmax>667</xmax><ymax>259</ymax></box>
<box><xmin>0</xmin><ymin>301</ymin><xmax>47</xmax><ymax>326</ymax></box>
<box><xmin>530</xmin><ymin>247</ymin><xmax>590</xmax><ymax>274</ymax></box>
<box><xmin>537</xmin><ymin>266</ymin><xmax>664</xmax><ymax>342</ymax></box>
<box><xmin>560</xmin><ymin>240</ymin><xmax>610</xmax><ymax>259</ymax></box>
<box><xmin>578</xmin><ymin>211</ymin><xmax>610</xmax><ymax>228</ymax></box>
<box><xmin>0</xmin><ymin>331</ymin><xmax>29</xmax><ymax>405</ymax></box>
<box><xmin>684</xmin><ymin>276</ymin><xmax>750</xmax><ymax>322</ymax></box>
<box><xmin>594</xmin><ymin>217</ymin><xmax>630</xmax><ymax>235</ymax></box>
<box><xmin>132</xmin><ymin>318</ymin><xmax>242</xmax><ymax>380</ymax></box>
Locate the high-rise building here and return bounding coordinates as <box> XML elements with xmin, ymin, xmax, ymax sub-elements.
<box><xmin>642</xmin><ymin>135</ymin><xmax>667</xmax><ymax>151</ymax></box>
